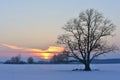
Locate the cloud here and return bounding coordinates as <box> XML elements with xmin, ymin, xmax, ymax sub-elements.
<box><xmin>1</xmin><ymin>43</ymin><xmax>64</xmax><ymax>59</ymax></box>
<box><xmin>28</xmin><ymin>46</ymin><xmax>65</xmax><ymax>53</ymax></box>
<box><xmin>46</xmin><ymin>46</ymin><xmax>65</xmax><ymax>53</ymax></box>
<box><xmin>1</xmin><ymin>44</ymin><xmax>23</xmax><ymax>50</ymax></box>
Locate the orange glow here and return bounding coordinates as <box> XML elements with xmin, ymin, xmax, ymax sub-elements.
<box><xmin>28</xmin><ymin>46</ymin><xmax>64</xmax><ymax>59</ymax></box>
<box><xmin>47</xmin><ymin>46</ymin><xmax>65</xmax><ymax>52</ymax></box>
<box><xmin>1</xmin><ymin>44</ymin><xmax>64</xmax><ymax>59</ymax></box>
<box><xmin>35</xmin><ymin>53</ymin><xmax>55</xmax><ymax>59</ymax></box>
<box><xmin>28</xmin><ymin>46</ymin><xmax>64</xmax><ymax>53</ymax></box>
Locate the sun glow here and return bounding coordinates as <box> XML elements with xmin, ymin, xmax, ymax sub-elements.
<box><xmin>1</xmin><ymin>44</ymin><xmax>64</xmax><ymax>60</ymax></box>
<box><xmin>31</xmin><ymin>46</ymin><xmax>64</xmax><ymax>59</ymax></box>
<box><xmin>35</xmin><ymin>53</ymin><xmax>55</xmax><ymax>59</ymax></box>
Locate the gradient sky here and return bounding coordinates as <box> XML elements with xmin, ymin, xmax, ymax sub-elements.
<box><xmin>0</xmin><ymin>0</ymin><xmax>120</xmax><ymax>59</ymax></box>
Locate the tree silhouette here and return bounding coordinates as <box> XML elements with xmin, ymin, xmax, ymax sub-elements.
<box><xmin>27</xmin><ymin>57</ymin><xmax>34</xmax><ymax>64</ymax></box>
<box><xmin>57</xmin><ymin>9</ymin><xmax>116</xmax><ymax>71</ymax></box>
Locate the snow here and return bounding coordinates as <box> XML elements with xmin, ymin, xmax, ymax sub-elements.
<box><xmin>0</xmin><ymin>64</ymin><xmax>120</xmax><ymax>80</ymax></box>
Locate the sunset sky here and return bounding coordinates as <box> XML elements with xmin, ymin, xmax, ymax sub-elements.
<box><xmin>0</xmin><ymin>0</ymin><xmax>120</xmax><ymax>59</ymax></box>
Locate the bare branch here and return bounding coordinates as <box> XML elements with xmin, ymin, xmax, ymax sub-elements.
<box><xmin>57</xmin><ymin>9</ymin><xmax>116</xmax><ymax>71</ymax></box>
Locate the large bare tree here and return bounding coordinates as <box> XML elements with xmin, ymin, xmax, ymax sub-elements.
<box><xmin>57</xmin><ymin>9</ymin><xmax>116</xmax><ymax>71</ymax></box>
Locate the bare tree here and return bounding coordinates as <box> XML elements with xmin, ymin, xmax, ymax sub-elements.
<box><xmin>57</xmin><ymin>9</ymin><xmax>116</xmax><ymax>71</ymax></box>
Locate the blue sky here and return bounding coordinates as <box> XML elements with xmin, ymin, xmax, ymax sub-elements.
<box><xmin>0</xmin><ymin>0</ymin><xmax>120</xmax><ymax>49</ymax></box>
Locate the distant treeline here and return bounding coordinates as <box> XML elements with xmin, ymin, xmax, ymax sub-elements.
<box><xmin>3</xmin><ymin>54</ymin><xmax>120</xmax><ymax>64</ymax></box>
<box><xmin>4</xmin><ymin>55</ymin><xmax>35</xmax><ymax>64</ymax></box>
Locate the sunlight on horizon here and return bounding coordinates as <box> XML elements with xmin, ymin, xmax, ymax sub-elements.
<box><xmin>34</xmin><ymin>53</ymin><xmax>55</xmax><ymax>59</ymax></box>
<box><xmin>1</xmin><ymin>43</ymin><xmax>64</xmax><ymax>59</ymax></box>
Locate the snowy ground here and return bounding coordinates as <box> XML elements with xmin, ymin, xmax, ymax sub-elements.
<box><xmin>0</xmin><ymin>64</ymin><xmax>120</xmax><ymax>80</ymax></box>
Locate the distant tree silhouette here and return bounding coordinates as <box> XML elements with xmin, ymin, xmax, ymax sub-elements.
<box><xmin>50</xmin><ymin>50</ymin><xmax>69</xmax><ymax>64</ymax></box>
<box><xmin>27</xmin><ymin>57</ymin><xmax>34</xmax><ymax>64</ymax></box>
<box><xmin>4</xmin><ymin>55</ymin><xmax>26</xmax><ymax>64</ymax></box>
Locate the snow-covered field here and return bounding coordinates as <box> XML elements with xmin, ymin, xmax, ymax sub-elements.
<box><xmin>0</xmin><ymin>64</ymin><xmax>120</xmax><ymax>80</ymax></box>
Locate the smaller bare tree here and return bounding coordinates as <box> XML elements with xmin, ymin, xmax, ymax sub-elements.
<box><xmin>27</xmin><ymin>57</ymin><xmax>34</xmax><ymax>64</ymax></box>
<box><xmin>50</xmin><ymin>50</ymin><xmax>69</xmax><ymax>64</ymax></box>
<box><xmin>57</xmin><ymin>9</ymin><xmax>116</xmax><ymax>71</ymax></box>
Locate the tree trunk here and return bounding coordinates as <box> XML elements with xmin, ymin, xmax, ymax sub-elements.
<box><xmin>84</xmin><ymin>63</ymin><xmax>91</xmax><ymax>71</ymax></box>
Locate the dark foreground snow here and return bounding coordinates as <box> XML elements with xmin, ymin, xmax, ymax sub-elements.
<box><xmin>0</xmin><ymin>64</ymin><xmax>119</xmax><ymax>80</ymax></box>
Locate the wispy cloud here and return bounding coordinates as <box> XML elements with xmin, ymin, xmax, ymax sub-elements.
<box><xmin>2</xmin><ymin>44</ymin><xmax>23</xmax><ymax>50</ymax></box>
<box><xmin>1</xmin><ymin>43</ymin><xmax>64</xmax><ymax>59</ymax></box>
<box><xmin>1</xmin><ymin>44</ymin><xmax>64</xmax><ymax>53</ymax></box>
